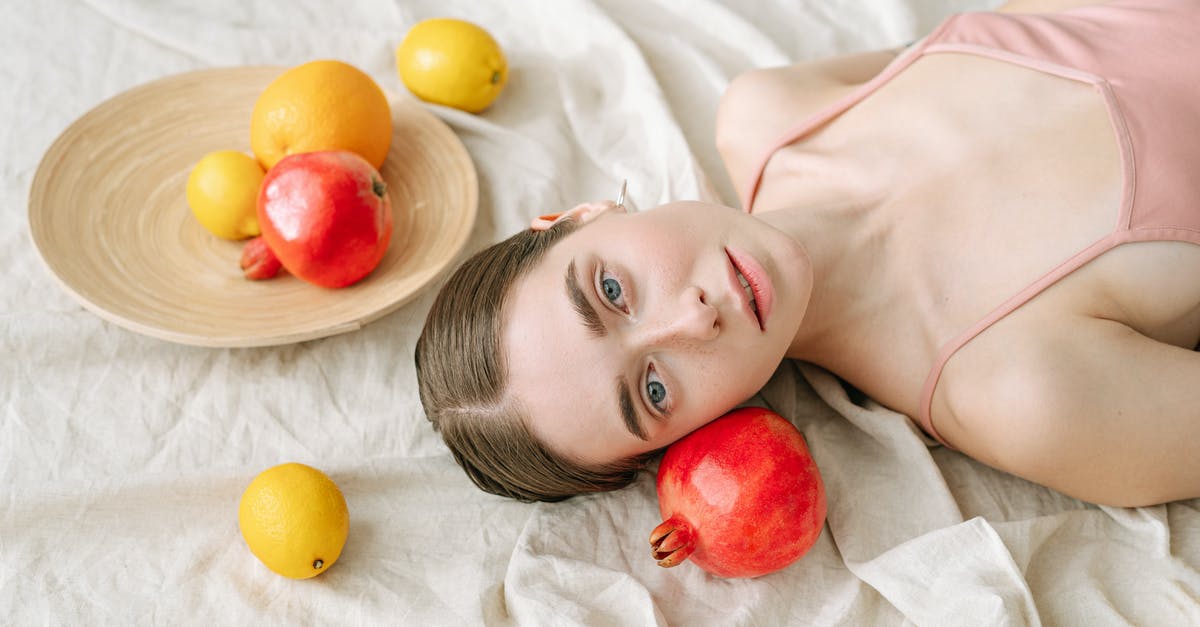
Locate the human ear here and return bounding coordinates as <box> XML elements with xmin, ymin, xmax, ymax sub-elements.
<box><xmin>530</xmin><ymin>200</ymin><xmax>624</xmax><ymax>231</ymax></box>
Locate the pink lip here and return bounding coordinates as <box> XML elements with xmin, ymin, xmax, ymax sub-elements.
<box><xmin>725</xmin><ymin>246</ymin><xmax>773</xmax><ymax>332</ymax></box>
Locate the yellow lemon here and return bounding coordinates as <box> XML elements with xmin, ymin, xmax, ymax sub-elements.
<box><xmin>250</xmin><ymin>60</ymin><xmax>393</xmax><ymax>171</ymax></box>
<box><xmin>396</xmin><ymin>18</ymin><xmax>508</xmax><ymax>113</ymax></box>
<box><xmin>238</xmin><ymin>462</ymin><xmax>350</xmax><ymax>579</ymax></box>
<box><xmin>185</xmin><ymin>150</ymin><xmax>265</xmax><ymax>240</ymax></box>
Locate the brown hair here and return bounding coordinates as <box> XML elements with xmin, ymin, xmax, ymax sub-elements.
<box><xmin>414</xmin><ymin>220</ymin><xmax>653</xmax><ymax>502</ymax></box>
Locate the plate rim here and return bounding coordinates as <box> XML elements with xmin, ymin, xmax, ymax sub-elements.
<box><xmin>27</xmin><ymin>65</ymin><xmax>478</xmax><ymax>348</ymax></box>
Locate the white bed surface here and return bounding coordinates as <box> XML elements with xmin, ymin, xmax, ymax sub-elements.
<box><xmin>4</xmin><ymin>1</ymin><xmax>1198</xmax><ymax>624</ymax></box>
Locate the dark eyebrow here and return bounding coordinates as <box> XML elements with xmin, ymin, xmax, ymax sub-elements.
<box><xmin>617</xmin><ymin>377</ymin><xmax>648</xmax><ymax>441</ymax></box>
<box><xmin>565</xmin><ymin>259</ymin><xmax>606</xmax><ymax>338</ymax></box>
<box><xmin>564</xmin><ymin>260</ymin><xmax>648</xmax><ymax>440</ymax></box>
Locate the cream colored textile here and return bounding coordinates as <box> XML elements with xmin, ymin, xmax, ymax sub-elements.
<box><xmin>4</xmin><ymin>1</ymin><xmax>1197</xmax><ymax>624</ymax></box>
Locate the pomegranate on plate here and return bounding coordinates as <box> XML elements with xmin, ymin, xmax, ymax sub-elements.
<box><xmin>249</xmin><ymin>150</ymin><xmax>392</xmax><ymax>287</ymax></box>
<box><xmin>649</xmin><ymin>406</ymin><xmax>827</xmax><ymax>579</ymax></box>
<box><xmin>239</xmin><ymin>235</ymin><xmax>282</xmax><ymax>280</ymax></box>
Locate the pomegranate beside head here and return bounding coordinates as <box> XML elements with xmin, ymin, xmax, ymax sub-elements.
<box><xmin>649</xmin><ymin>407</ymin><xmax>827</xmax><ymax>579</ymax></box>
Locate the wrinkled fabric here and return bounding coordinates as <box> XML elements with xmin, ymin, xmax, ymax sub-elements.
<box><xmin>3</xmin><ymin>1</ymin><xmax>1198</xmax><ymax>625</ymax></box>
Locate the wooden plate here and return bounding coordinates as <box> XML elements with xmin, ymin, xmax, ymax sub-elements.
<box><xmin>28</xmin><ymin>66</ymin><xmax>477</xmax><ymax>347</ymax></box>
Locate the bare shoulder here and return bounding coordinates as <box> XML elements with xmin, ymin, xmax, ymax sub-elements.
<box><xmin>714</xmin><ymin>0</ymin><xmax>1111</xmax><ymax>198</ymax></box>
<box><xmin>716</xmin><ymin>50</ymin><xmax>900</xmax><ymax>203</ymax></box>
<box><xmin>995</xmin><ymin>0</ymin><xmax>1109</xmax><ymax>13</ymax></box>
<box><xmin>714</xmin><ymin>1</ymin><xmax>1110</xmax><ymax>195</ymax></box>
<box><xmin>935</xmin><ymin>314</ymin><xmax>1200</xmax><ymax>506</ymax></box>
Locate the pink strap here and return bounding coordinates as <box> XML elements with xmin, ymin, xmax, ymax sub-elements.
<box><xmin>739</xmin><ymin>19</ymin><xmax>958</xmax><ymax>212</ymax></box>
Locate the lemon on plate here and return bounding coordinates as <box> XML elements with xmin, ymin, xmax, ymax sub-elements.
<box><xmin>185</xmin><ymin>150</ymin><xmax>265</xmax><ymax>240</ymax></box>
<box><xmin>238</xmin><ymin>462</ymin><xmax>350</xmax><ymax>579</ymax></box>
<box><xmin>396</xmin><ymin>18</ymin><xmax>508</xmax><ymax>113</ymax></box>
<box><xmin>250</xmin><ymin>60</ymin><xmax>393</xmax><ymax>171</ymax></box>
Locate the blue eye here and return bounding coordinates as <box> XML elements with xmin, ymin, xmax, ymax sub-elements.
<box><xmin>646</xmin><ymin>369</ymin><xmax>668</xmax><ymax>411</ymax></box>
<box><xmin>602</xmin><ymin>277</ymin><xmax>621</xmax><ymax>302</ymax></box>
<box><xmin>598</xmin><ymin>269</ymin><xmax>627</xmax><ymax>311</ymax></box>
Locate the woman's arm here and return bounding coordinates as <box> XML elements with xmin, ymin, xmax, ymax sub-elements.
<box><xmin>940</xmin><ymin>318</ymin><xmax>1200</xmax><ymax>507</ymax></box>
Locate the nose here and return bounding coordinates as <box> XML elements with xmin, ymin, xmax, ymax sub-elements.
<box><xmin>635</xmin><ymin>286</ymin><xmax>718</xmax><ymax>347</ymax></box>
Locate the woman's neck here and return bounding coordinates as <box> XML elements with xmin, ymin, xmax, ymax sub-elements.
<box><xmin>751</xmin><ymin>135</ymin><xmax>911</xmax><ymax>368</ymax></box>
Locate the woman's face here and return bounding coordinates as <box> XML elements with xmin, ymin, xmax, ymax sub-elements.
<box><xmin>501</xmin><ymin>200</ymin><xmax>812</xmax><ymax>466</ymax></box>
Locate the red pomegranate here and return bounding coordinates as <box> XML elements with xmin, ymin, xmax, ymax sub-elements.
<box><xmin>649</xmin><ymin>407</ymin><xmax>826</xmax><ymax>578</ymax></box>
<box><xmin>254</xmin><ymin>150</ymin><xmax>392</xmax><ymax>288</ymax></box>
<box><xmin>239</xmin><ymin>236</ymin><xmax>282</xmax><ymax>280</ymax></box>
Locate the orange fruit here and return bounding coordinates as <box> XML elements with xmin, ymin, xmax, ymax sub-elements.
<box><xmin>238</xmin><ymin>462</ymin><xmax>350</xmax><ymax>579</ymax></box>
<box><xmin>250</xmin><ymin>60</ymin><xmax>392</xmax><ymax>170</ymax></box>
<box><xmin>396</xmin><ymin>18</ymin><xmax>508</xmax><ymax>113</ymax></box>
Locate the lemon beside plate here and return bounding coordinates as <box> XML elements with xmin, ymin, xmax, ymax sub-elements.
<box><xmin>238</xmin><ymin>462</ymin><xmax>349</xmax><ymax>579</ymax></box>
<box><xmin>397</xmin><ymin>18</ymin><xmax>508</xmax><ymax>113</ymax></box>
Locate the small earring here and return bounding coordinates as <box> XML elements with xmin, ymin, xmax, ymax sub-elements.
<box><xmin>535</xmin><ymin>179</ymin><xmax>630</xmax><ymax>223</ymax></box>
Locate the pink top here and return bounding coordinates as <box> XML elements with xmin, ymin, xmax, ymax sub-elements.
<box><xmin>742</xmin><ymin>0</ymin><xmax>1200</xmax><ymax>444</ymax></box>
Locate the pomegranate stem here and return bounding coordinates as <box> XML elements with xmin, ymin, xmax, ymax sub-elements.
<box><xmin>649</xmin><ymin>516</ymin><xmax>696</xmax><ymax>568</ymax></box>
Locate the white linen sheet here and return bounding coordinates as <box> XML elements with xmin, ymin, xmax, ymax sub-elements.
<box><xmin>3</xmin><ymin>0</ymin><xmax>1198</xmax><ymax>624</ymax></box>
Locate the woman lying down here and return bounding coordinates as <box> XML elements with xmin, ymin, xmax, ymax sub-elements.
<box><xmin>415</xmin><ymin>0</ymin><xmax>1200</xmax><ymax>507</ymax></box>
